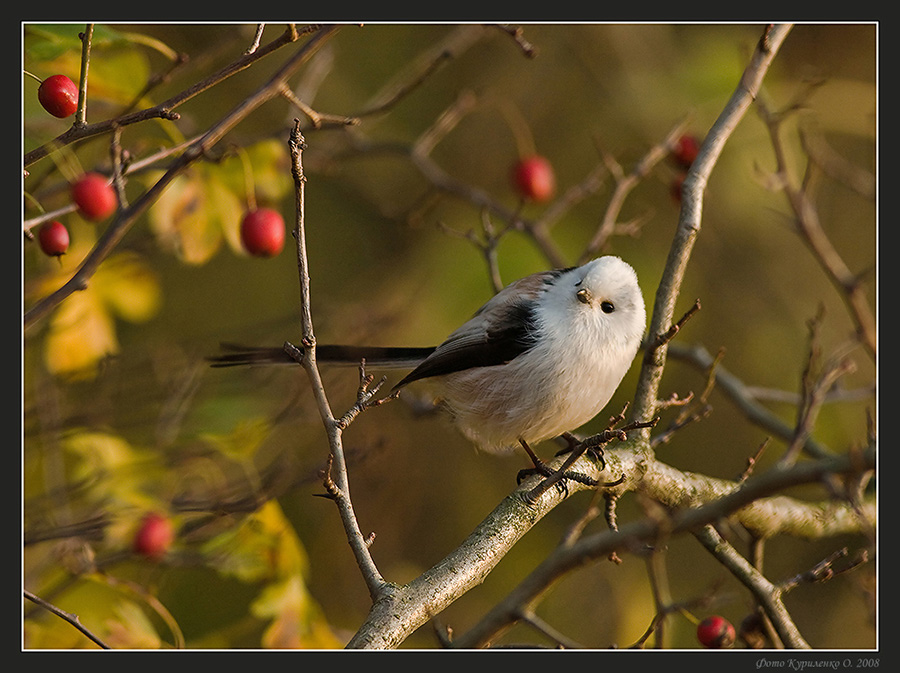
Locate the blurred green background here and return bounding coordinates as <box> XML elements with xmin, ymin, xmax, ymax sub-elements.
<box><xmin>23</xmin><ymin>23</ymin><xmax>876</xmax><ymax>649</ymax></box>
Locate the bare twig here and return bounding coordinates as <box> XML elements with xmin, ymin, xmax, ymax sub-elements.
<box><xmin>780</xmin><ymin>310</ymin><xmax>857</xmax><ymax>466</ymax></box>
<box><xmin>24</xmin><ymin>589</ymin><xmax>110</xmax><ymax>649</ymax></box>
<box><xmin>285</xmin><ymin>120</ymin><xmax>386</xmax><ymax>601</ymax></box>
<box><xmin>491</xmin><ymin>24</ymin><xmax>538</xmax><ymax>58</ymax></box>
<box><xmin>578</xmin><ymin>117</ymin><xmax>692</xmax><ymax>264</ymax></box>
<box><xmin>75</xmin><ymin>24</ymin><xmax>93</xmax><ymax>127</ymax></box>
<box><xmin>757</xmin><ymin>95</ymin><xmax>876</xmax><ymax>359</ymax></box>
<box><xmin>667</xmin><ymin>341</ymin><xmax>836</xmax><ymax>458</ymax></box>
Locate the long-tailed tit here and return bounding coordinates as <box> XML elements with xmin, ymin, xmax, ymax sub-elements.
<box><xmin>211</xmin><ymin>256</ymin><xmax>646</xmax><ymax>455</ymax></box>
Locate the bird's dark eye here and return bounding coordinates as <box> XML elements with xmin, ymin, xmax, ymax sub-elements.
<box><xmin>600</xmin><ymin>300</ymin><xmax>615</xmax><ymax>314</ymax></box>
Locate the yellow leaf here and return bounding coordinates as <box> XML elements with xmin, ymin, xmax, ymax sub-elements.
<box><xmin>201</xmin><ymin>417</ymin><xmax>271</xmax><ymax>464</ymax></box>
<box><xmin>201</xmin><ymin>500</ymin><xmax>308</xmax><ymax>583</ymax></box>
<box><xmin>254</xmin><ymin>500</ymin><xmax>309</xmax><ymax>579</ymax></box>
<box><xmin>96</xmin><ymin>252</ymin><xmax>161</xmax><ymax>323</ymax></box>
<box><xmin>244</xmin><ymin>140</ymin><xmax>293</xmax><ymax>204</ymax></box>
<box><xmin>103</xmin><ymin>600</ymin><xmax>162</xmax><ymax>649</ymax></box>
<box><xmin>251</xmin><ymin>575</ymin><xmax>342</xmax><ymax>649</ymax></box>
<box><xmin>31</xmin><ymin>235</ymin><xmax>160</xmax><ymax>377</ymax></box>
<box><xmin>205</xmin><ymin>173</ymin><xmax>245</xmax><ymax>255</ymax></box>
<box><xmin>63</xmin><ymin>430</ymin><xmax>137</xmax><ymax>471</ymax></box>
<box><xmin>44</xmin><ymin>289</ymin><xmax>118</xmax><ymax>377</ymax></box>
<box><xmin>147</xmin><ymin>169</ymin><xmax>227</xmax><ymax>265</ymax></box>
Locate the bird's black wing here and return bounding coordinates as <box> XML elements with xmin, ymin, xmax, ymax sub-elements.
<box><xmin>392</xmin><ymin>292</ymin><xmax>547</xmax><ymax>389</ymax></box>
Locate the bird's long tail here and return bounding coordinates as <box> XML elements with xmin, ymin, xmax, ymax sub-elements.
<box><xmin>209</xmin><ymin>343</ymin><xmax>435</xmax><ymax>369</ymax></box>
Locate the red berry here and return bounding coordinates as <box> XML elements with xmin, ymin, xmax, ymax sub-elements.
<box><xmin>133</xmin><ymin>512</ymin><xmax>175</xmax><ymax>560</ymax></box>
<box><xmin>240</xmin><ymin>208</ymin><xmax>285</xmax><ymax>257</ymax></box>
<box><xmin>671</xmin><ymin>134</ymin><xmax>700</xmax><ymax>170</ymax></box>
<box><xmin>37</xmin><ymin>220</ymin><xmax>70</xmax><ymax>257</ymax></box>
<box><xmin>512</xmin><ymin>155</ymin><xmax>556</xmax><ymax>202</ymax></box>
<box><xmin>38</xmin><ymin>74</ymin><xmax>79</xmax><ymax>118</ymax></box>
<box><xmin>71</xmin><ymin>173</ymin><xmax>116</xmax><ymax>221</ymax></box>
<box><xmin>696</xmin><ymin>615</ymin><xmax>736</xmax><ymax>649</ymax></box>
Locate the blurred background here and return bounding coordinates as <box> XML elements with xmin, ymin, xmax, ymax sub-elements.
<box><xmin>23</xmin><ymin>23</ymin><xmax>876</xmax><ymax>649</ymax></box>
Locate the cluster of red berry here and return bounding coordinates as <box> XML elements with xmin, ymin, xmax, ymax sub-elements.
<box><xmin>34</xmin><ymin>171</ymin><xmax>117</xmax><ymax>259</ymax></box>
<box><xmin>32</xmin><ymin>74</ymin><xmax>118</xmax><ymax>259</ymax></box>
<box><xmin>32</xmin><ymin>73</ymin><xmax>289</xmax><ymax>261</ymax></box>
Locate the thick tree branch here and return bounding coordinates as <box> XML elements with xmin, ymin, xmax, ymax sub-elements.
<box><xmin>443</xmin><ymin>442</ymin><xmax>872</xmax><ymax>649</ymax></box>
<box><xmin>347</xmin><ymin>439</ymin><xmax>873</xmax><ymax>649</ymax></box>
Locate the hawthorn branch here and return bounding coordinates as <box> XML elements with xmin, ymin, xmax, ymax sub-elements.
<box><xmin>578</xmin><ymin>117</ymin><xmax>692</xmax><ymax>264</ymax></box>
<box><xmin>347</xmin><ymin>439</ymin><xmax>873</xmax><ymax>649</ymax></box>
<box><xmin>24</xmin><ymin>589</ymin><xmax>110</xmax><ymax>649</ymax></box>
<box><xmin>74</xmin><ymin>24</ymin><xmax>93</xmax><ymax>127</ymax></box>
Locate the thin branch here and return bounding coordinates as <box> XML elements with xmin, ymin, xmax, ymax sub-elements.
<box><xmin>578</xmin><ymin>117</ymin><xmax>692</xmax><ymax>264</ymax></box>
<box><xmin>490</xmin><ymin>24</ymin><xmax>538</xmax><ymax>58</ymax></box>
<box><xmin>353</xmin><ymin>25</ymin><xmax>487</xmax><ymax>119</ymax></box>
<box><xmin>632</xmin><ymin>24</ymin><xmax>794</xmax><ymax>430</ymax></box>
<box><xmin>780</xmin><ymin>312</ymin><xmax>857</xmax><ymax>466</ymax></box>
<box><xmin>693</xmin><ymin>525</ymin><xmax>809</xmax><ymax>648</ymax></box>
<box><xmin>285</xmin><ymin>121</ymin><xmax>386</xmax><ymax>601</ymax></box>
<box><xmin>24</xmin><ymin>589</ymin><xmax>110</xmax><ymax>649</ymax></box>
<box><xmin>667</xmin><ymin>341</ymin><xmax>835</xmax><ymax>458</ymax></box>
<box><xmin>74</xmin><ymin>25</ymin><xmax>93</xmax><ymax>127</ymax></box>
<box><xmin>757</xmin><ymin>96</ymin><xmax>876</xmax><ymax>359</ymax></box>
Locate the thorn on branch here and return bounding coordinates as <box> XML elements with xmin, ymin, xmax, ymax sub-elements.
<box><xmin>283</xmin><ymin>340</ymin><xmax>306</xmax><ymax>364</ymax></box>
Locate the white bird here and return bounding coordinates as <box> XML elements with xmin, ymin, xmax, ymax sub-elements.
<box><xmin>212</xmin><ymin>256</ymin><xmax>646</xmax><ymax>456</ymax></box>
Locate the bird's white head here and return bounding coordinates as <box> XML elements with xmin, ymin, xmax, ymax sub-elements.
<box><xmin>540</xmin><ymin>256</ymin><xmax>646</xmax><ymax>355</ymax></box>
